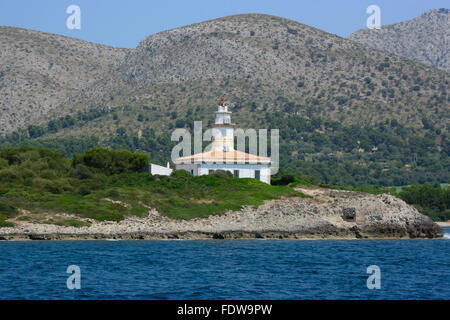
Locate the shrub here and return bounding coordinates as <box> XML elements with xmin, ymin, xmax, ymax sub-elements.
<box><xmin>0</xmin><ymin>204</ymin><xmax>17</xmax><ymax>227</ymax></box>
<box><xmin>27</xmin><ymin>159</ymin><xmax>49</xmax><ymax>172</ymax></box>
<box><xmin>175</xmin><ymin>119</ymin><xmax>185</xmax><ymax>128</ymax></box>
<box><xmin>0</xmin><ymin>167</ymin><xmax>21</xmax><ymax>183</ymax></box>
<box><xmin>170</xmin><ymin>170</ymin><xmax>193</xmax><ymax>179</ymax></box>
<box><xmin>211</xmin><ymin>170</ymin><xmax>232</xmax><ymax>178</ymax></box>
<box><xmin>73</xmin><ymin>148</ymin><xmax>149</xmax><ymax>174</ymax></box>
<box><xmin>31</xmin><ymin>177</ymin><xmax>45</xmax><ymax>188</ymax></box>
<box><xmin>77</xmin><ymin>185</ymin><xmax>92</xmax><ymax>196</ymax></box>
<box><xmin>20</xmin><ymin>168</ymin><xmax>35</xmax><ymax>179</ymax></box>
<box><xmin>299</xmin><ymin>174</ymin><xmax>320</xmax><ymax>185</ymax></box>
<box><xmin>271</xmin><ymin>172</ymin><xmax>296</xmax><ymax>185</ymax></box>
<box><xmin>55</xmin><ymin>219</ymin><xmax>91</xmax><ymax>228</ymax></box>
<box><xmin>116</xmin><ymin>127</ymin><xmax>126</xmax><ymax>136</ymax></box>
<box><xmin>273</xmin><ymin>174</ymin><xmax>295</xmax><ymax>185</ymax></box>
<box><xmin>40</xmin><ymin>169</ymin><xmax>58</xmax><ymax>180</ymax></box>
<box><xmin>72</xmin><ymin>164</ymin><xmax>94</xmax><ymax>180</ymax></box>
<box><xmin>398</xmin><ymin>184</ymin><xmax>449</xmax><ymax>221</ymax></box>
<box><xmin>0</xmin><ymin>147</ymin><xmax>64</xmax><ymax>170</ymax></box>
<box><xmin>0</xmin><ymin>202</ymin><xmax>17</xmax><ymax>216</ymax></box>
<box><xmin>0</xmin><ymin>146</ymin><xmax>35</xmax><ymax>165</ymax></box>
<box><xmin>0</xmin><ymin>220</ymin><xmax>15</xmax><ymax>228</ymax></box>
<box><xmin>28</xmin><ymin>125</ymin><xmax>46</xmax><ymax>138</ymax></box>
<box><xmin>105</xmin><ymin>189</ymin><xmax>121</xmax><ymax>198</ymax></box>
<box><xmin>38</xmin><ymin>148</ymin><xmax>64</xmax><ymax>160</ymax></box>
<box><xmin>45</xmin><ymin>180</ymin><xmax>64</xmax><ymax>194</ymax></box>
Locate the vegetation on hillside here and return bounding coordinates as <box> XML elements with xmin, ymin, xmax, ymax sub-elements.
<box><xmin>0</xmin><ymin>147</ymin><xmax>301</xmax><ymax>227</ymax></box>
<box><xmin>0</xmin><ymin>146</ymin><xmax>447</xmax><ymax>227</ymax></box>
<box><xmin>1</xmin><ymin>99</ymin><xmax>447</xmax><ymax>187</ymax></box>
<box><xmin>1</xmin><ymin>14</ymin><xmax>448</xmax><ymax>140</ymax></box>
<box><xmin>0</xmin><ymin>14</ymin><xmax>448</xmax><ymax>189</ymax></box>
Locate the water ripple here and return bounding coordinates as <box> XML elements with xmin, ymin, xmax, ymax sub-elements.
<box><xmin>0</xmin><ymin>231</ymin><xmax>448</xmax><ymax>300</ymax></box>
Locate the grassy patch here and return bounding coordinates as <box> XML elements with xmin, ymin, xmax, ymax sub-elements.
<box><xmin>0</xmin><ymin>201</ymin><xmax>18</xmax><ymax>227</ymax></box>
<box><xmin>46</xmin><ymin>219</ymin><xmax>91</xmax><ymax>228</ymax></box>
<box><xmin>17</xmin><ymin>215</ymin><xmax>31</xmax><ymax>221</ymax></box>
<box><xmin>0</xmin><ymin>219</ymin><xmax>15</xmax><ymax>228</ymax></box>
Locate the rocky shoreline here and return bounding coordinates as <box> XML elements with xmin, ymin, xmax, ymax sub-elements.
<box><xmin>0</xmin><ymin>187</ymin><xmax>443</xmax><ymax>240</ymax></box>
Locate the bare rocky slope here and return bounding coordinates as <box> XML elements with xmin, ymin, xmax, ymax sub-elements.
<box><xmin>66</xmin><ymin>13</ymin><xmax>449</xmax><ymax>134</ymax></box>
<box><xmin>0</xmin><ymin>26</ymin><xmax>129</xmax><ymax>135</ymax></box>
<box><xmin>0</xmin><ymin>187</ymin><xmax>442</xmax><ymax>240</ymax></box>
<box><xmin>349</xmin><ymin>8</ymin><xmax>449</xmax><ymax>72</ymax></box>
<box><xmin>0</xmin><ymin>13</ymin><xmax>448</xmax><ymax>138</ymax></box>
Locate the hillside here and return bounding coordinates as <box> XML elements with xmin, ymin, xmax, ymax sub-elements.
<box><xmin>58</xmin><ymin>13</ymin><xmax>448</xmax><ymax>132</ymax></box>
<box><xmin>0</xmin><ymin>26</ymin><xmax>129</xmax><ymax>135</ymax></box>
<box><xmin>0</xmin><ymin>13</ymin><xmax>449</xmax><ymax>186</ymax></box>
<box><xmin>1</xmin><ymin>14</ymin><xmax>449</xmax><ymax>135</ymax></box>
<box><xmin>0</xmin><ymin>147</ymin><xmax>299</xmax><ymax>226</ymax></box>
<box><xmin>349</xmin><ymin>8</ymin><xmax>449</xmax><ymax>72</ymax></box>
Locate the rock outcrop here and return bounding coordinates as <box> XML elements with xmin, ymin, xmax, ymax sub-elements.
<box><xmin>0</xmin><ymin>187</ymin><xmax>442</xmax><ymax>240</ymax></box>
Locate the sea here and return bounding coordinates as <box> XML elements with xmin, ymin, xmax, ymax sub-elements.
<box><xmin>0</xmin><ymin>228</ymin><xmax>448</xmax><ymax>300</ymax></box>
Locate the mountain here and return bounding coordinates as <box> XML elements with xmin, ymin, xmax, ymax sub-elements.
<box><xmin>348</xmin><ymin>8</ymin><xmax>449</xmax><ymax>72</ymax></box>
<box><xmin>0</xmin><ymin>26</ymin><xmax>129</xmax><ymax>135</ymax></box>
<box><xmin>1</xmin><ymin>13</ymin><xmax>449</xmax><ymax>136</ymax></box>
<box><xmin>0</xmin><ymin>13</ymin><xmax>449</xmax><ymax>186</ymax></box>
<box><xmin>68</xmin><ymin>13</ymin><xmax>448</xmax><ymax>133</ymax></box>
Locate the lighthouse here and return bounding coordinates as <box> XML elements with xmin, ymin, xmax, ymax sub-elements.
<box><xmin>173</xmin><ymin>98</ymin><xmax>272</xmax><ymax>184</ymax></box>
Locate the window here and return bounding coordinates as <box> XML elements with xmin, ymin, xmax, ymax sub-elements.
<box><xmin>233</xmin><ymin>170</ymin><xmax>239</xmax><ymax>178</ymax></box>
<box><xmin>255</xmin><ymin>170</ymin><xmax>260</xmax><ymax>181</ymax></box>
<box><xmin>209</xmin><ymin>170</ymin><xmax>214</xmax><ymax>175</ymax></box>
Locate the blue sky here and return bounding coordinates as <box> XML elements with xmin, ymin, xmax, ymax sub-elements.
<box><xmin>0</xmin><ymin>0</ymin><xmax>447</xmax><ymax>48</ymax></box>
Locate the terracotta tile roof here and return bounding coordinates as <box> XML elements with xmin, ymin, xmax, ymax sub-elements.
<box><xmin>174</xmin><ymin>149</ymin><xmax>271</xmax><ymax>164</ymax></box>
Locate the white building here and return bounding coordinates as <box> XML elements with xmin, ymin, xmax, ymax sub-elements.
<box><xmin>150</xmin><ymin>162</ymin><xmax>173</xmax><ymax>176</ymax></box>
<box><xmin>173</xmin><ymin>99</ymin><xmax>271</xmax><ymax>184</ymax></box>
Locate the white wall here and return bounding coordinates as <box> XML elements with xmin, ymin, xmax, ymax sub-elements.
<box><xmin>199</xmin><ymin>163</ymin><xmax>271</xmax><ymax>184</ymax></box>
<box><xmin>150</xmin><ymin>163</ymin><xmax>173</xmax><ymax>176</ymax></box>
<box><xmin>175</xmin><ymin>163</ymin><xmax>271</xmax><ymax>184</ymax></box>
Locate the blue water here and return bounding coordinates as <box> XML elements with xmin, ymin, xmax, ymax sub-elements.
<box><xmin>0</xmin><ymin>229</ymin><xmax>449</xmax><ymax>300</ymax></box>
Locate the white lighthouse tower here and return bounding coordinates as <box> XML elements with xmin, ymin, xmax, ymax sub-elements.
<box><xmin>173</xmin><ymin>98</ymin><xmax>272</xmax><ymax>184</ymax></box>
<box><xmin>211</xmin><ymin>98</ymin><xmax>234</xmax><ymax>152</ymax></box>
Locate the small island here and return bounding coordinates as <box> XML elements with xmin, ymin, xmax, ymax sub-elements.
<box><xmin>0</xmin><ymin>147</ymin><xmax>444</xmax><ymax>240</ymax></box>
